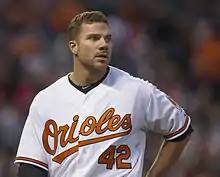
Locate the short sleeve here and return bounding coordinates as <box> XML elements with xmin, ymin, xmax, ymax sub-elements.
<box><xmin>144</xmin><ymin>83</ymin><xmax>192</xmax><ymax>141</ymax></box>
<box><xmin>14</xmin><ymin>96</ymin><xmax>48</xmax><ymax>171</ymax></box>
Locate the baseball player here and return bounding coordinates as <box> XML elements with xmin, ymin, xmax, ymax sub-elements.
<box><xmin>15</xmin><ymin>11</ymin><xmax>193</xmax><ymax>177</ymax></box>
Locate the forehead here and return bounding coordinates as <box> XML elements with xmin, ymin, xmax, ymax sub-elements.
<box><xmin>80</xmin><ymin>22</ymin><xmax>111</xmax><ymax>36</ymax></box>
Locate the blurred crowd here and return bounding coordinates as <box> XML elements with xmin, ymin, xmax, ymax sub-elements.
<box><xmin>1</xmin><ymin>0</ymin><xmax>220</xmax><ymax>176</ymax></box>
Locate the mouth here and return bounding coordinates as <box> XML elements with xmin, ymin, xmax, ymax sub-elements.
<box><xmin>96</xmin><ymin>53</ymin><xmax>108</xmax><ymax>58</ymax></box>
<box><xmin>95</xmin><ymin>53</ymin><xmax>109</xmax><ymax>62</ymax></box>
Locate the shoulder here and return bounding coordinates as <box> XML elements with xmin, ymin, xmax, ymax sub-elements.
<box><xmin>31</xmin><ymin>74</ymin><xmax>69</xmax><ymax>108</ymax></box>
<box><xmin>109</xmin><ymin>66</ymin><xmax>154</xmax><ymax>91</ymax></box>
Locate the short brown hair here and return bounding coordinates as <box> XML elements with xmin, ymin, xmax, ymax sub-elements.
<box><xmin>68</xmin><ymin>11</ymin><xmax>108</xmax><ymax>41</ymax></box>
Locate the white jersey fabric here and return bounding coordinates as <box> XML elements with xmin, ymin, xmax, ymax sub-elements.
<box><xmin>15</xmin><ymin>66</ymin><xmax>191</xmax><ymax>177</ymax></box>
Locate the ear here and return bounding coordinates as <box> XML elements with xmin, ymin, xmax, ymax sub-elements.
<box><xmin>69</xmin><ymin>41</ymin><xmax>78</xmax><ymax>55</ymax></box>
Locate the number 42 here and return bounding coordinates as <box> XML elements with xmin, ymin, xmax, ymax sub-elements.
<box><xmin>98</xmin><ymin>145</ymin><xmax>132</xmax><ymax>169</ymax></box>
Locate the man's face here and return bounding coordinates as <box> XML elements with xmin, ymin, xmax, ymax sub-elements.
<box><xmin>72</xmin><ymin>22</ymin><xmax>112</xmax><ymax>71</ymax></box>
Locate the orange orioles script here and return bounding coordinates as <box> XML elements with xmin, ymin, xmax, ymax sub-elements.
<box><xmin>42</xmin><ymin>108</ymin><xmax>132</xmax><ymax>164</ymax></box>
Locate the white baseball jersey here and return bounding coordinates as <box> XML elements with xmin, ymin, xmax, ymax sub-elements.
<box><xmin>15</xmin><ymin>66</ymin><xmax>191</xmax><ymax>177</ymax></box>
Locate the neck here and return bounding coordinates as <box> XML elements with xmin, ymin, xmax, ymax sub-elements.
<box><xmin>70</xmin><ymin>58</ymin><xmax>108</xmax><ymax>86</ymax></box>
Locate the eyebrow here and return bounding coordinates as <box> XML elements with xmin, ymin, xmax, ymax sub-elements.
<box><xmin>86</xmin><ymin>33</ymin><xmax>112</xmax><ymax>37</ymax></box>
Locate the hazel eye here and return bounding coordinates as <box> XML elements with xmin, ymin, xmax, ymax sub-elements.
<box><xmin>89</xmin><ymin>35</ymin><xmax>100</xmax><ymax>41</ymax></box>
<box><xmin>92</xmin><ymin>36</ymin><xmax>100</xmax><ymax>41</ymax></box>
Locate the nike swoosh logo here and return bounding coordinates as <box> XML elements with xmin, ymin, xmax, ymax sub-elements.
<box><xmin>82</xmin><ymin>85</ymin><xmax>90</xmax><ymax>89</ymax></box>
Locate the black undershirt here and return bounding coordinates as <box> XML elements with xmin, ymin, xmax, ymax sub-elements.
<box><xmin>166</xmin><ymin>124</ymin><xmax>193</xmax><ymax>141</ymax></box>
<box><xmin>17</xmin><ymin>163</ymin><xmax>48</xmax><ymax>177</ymax></box>
<box><xmin>68</xmin><ymin>67</ymin><xmax>110</xmax><ymax>94</ymax></box>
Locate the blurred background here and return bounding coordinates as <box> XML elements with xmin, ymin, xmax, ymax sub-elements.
<box><xmin>0</xmin><ymin>0</ymin><xmax>220</xmax><ymax>176</ymax></box>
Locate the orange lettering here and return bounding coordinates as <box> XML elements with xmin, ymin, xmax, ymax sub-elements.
<box><xmin>96</xmin><ymin>108</ymin><xmax>114</xmax><ymax>134</ymax></box>
<box><xmin>58</xmin><ymin>125</ymin><xmax>69</xmax><ymax>147</ymax></box>
<box><xmin>67</xmin><ymin>115</ymin><xmax>79</xmax><ymax>143</ymax></box>
<box><xmin>80</xmin><ymin>116</ymin><xmax>97</xmax><ymax>136</ymax></box>
<box><xmin>121</xmin><ymin>114</ymin><xmax>132</xmax><ymax>130</ymax></box>
<box><xmin>42</xmin><ymin>108</ymin><xmax>133</xmax><ymax>164</ymax></box>
<box><xmin>108</xmin><ymin>115</ymin><xmax>120</xmax><ymax>131</ymax></box>
<box><xmin>42</xmin><ymin>119</ymin><xmax>59</xmax><ymax>155</ymax></box>
<box><xmin>53</xmin><ymin>130</ymin><xmax>131</xmax><ymax>164</ymax></box>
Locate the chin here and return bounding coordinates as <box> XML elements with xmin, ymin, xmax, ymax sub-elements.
<box><xmin>94</xmin><ymin>62</ymin><xmax>109</xmax><ymax>71</ymax></box>
<box><xmin>93</xmin><ymin>57</ymin><xmax>109</xmax><ymax>67</ymax></box>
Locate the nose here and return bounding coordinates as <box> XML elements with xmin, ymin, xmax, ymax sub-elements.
<box><xmin>99</xmin><ymin>45</ymin><xmax>108</xmax><ymax>51</ymax></box>
<box><xmin>99</xmin><ymin>37</ymin><xmax>109</xmax><ymax>51</ymax></box>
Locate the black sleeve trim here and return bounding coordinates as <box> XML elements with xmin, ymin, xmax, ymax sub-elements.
<box><xmin>17</xmin><ymin>163</ymin><xmax>48</xmax><ymax>177</ymax></box>
<box><xmin>166</xmin><ymin>124</ymin><xmax>193</xmax><ymax>142</ymax></box>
